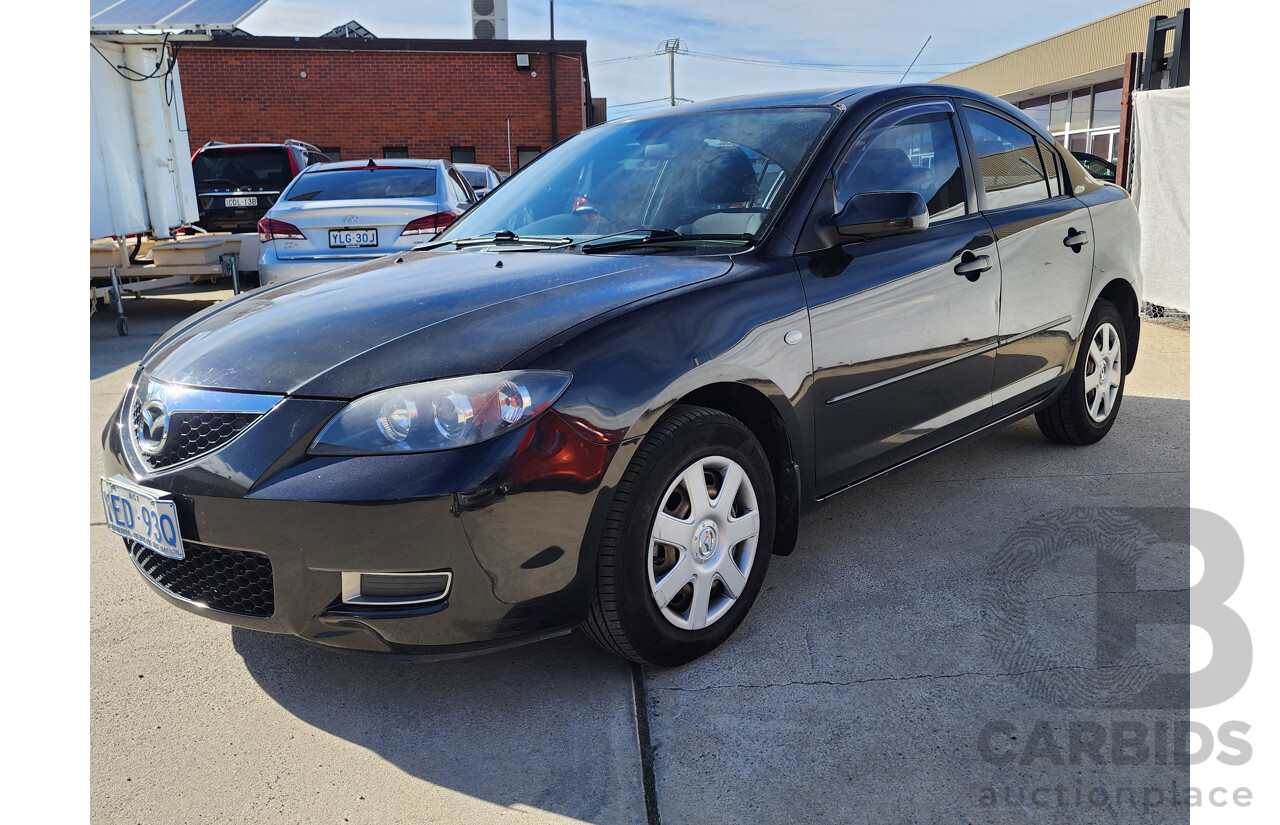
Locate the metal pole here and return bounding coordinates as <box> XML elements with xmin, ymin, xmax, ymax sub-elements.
<box><xmin>507</xmin><ymin>118</ymin><xmax>513</xmax><ymax>174</ymax></box>
<box><xmin>549</xmin><ymin>0</ymin><xmax>554</xmax><ymax>39</ymax></box>
<box><xmin>669</xmin><ymin>48</ymin><xmax>675</xmax><ymax>106</ymax></box>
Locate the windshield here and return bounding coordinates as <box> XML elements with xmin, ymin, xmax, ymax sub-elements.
<box><xmin>286</xmin><ymin>167</ymin><xmax>440</xmax><ymax>202</ymax></box>
<box><xmin>193</xmin><ymin>148</ymin><xmax>293</xmax><ymax>191</ymax></box>
<box><xmin>437</xmin><ymin>107</ymin><xmax>836</xmax><ymax>245</ymax></box>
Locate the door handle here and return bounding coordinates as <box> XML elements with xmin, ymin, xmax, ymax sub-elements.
<box><xmin>1063</xmin><ymin>228</ymin><xmax>1090</xmax><ymax>250</ymax></box>
<box><xmin>954</xmin><ymin>253</ymin><xmax>991</xmax><ymax>282</ymax></box>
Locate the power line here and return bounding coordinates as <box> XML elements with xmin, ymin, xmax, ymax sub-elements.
<box><xmin>683</xmin><ymin>50</ymin><xmax>947</xmax><ymax>75</ymax></box>
<box><xmin>595</xmin><ymin>52</ymin><xmax>661</xmax><ymax>65</ymax></box>
<box><xmin>595</xmin><ymin>48</ymin><xmax>974</xmax><ymax>73</ymax></box>
<box><xmin>610</xmin><ymin>96</ymin><xmax>672</xmax><ymax>108</ymax></box>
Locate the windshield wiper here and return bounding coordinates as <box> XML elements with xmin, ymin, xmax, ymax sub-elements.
<box><xmin>578</xmin><ymin>229</ymin><xmax>754</xmax><ymax>254</ymax></box>
<box><xmin>451</xmin><ymin>230</ymin><xmax>573</xmax><ymax>249</ymax></box>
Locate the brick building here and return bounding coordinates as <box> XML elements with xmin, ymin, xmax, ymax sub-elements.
<box><xmin>178</xmin><ymin>34</ymin><xmax>595</xmax><ymax>174</ymax></box>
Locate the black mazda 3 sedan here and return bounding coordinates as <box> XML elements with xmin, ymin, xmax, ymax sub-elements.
<box><xmin>101</xmin><ymin>85</ymin><xmax>1141</xmax><ymax>666</ymax></box>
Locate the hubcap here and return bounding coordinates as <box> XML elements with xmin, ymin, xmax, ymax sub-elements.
<box><xmin>1084</xmin><ymin>321</ymin><xmax>1123</xmax><ymax>423</ymax></box>
<box><xmin>647</xmin><ymin>455</ymin><xmax>761</xmax><ymax>631</ymax></box>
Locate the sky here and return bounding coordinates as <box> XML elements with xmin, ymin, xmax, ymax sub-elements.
<box><xmin>239</xmin><ymin>0</ymin><xmax>1143</xmax><ymax>118</ymax></box>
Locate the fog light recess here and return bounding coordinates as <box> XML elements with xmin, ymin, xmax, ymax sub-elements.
<box><xmin>341</xmin><ymin>571</ymin><xmax>452</xmax><ymax>606</ymax></box>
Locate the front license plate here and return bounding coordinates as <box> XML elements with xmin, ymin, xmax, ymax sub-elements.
<box><xmin>329</xmin><ymin>228</ymin><xmax>378</xmax><ymax>248</ymax></box>
<box><xmin>100</xmin><ymin>476</ymin><xmax>185</xmax><ymax>560</ymax></box>
<box><xmin>224</xmin><ymin>196</ymin><xmax>258</xmax><ymax>208</ymax></box>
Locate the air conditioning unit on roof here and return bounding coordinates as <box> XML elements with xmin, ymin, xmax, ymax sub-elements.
<box><xmin>471</xmin><ymin>0</ymin><xmax>508</xmax><ymax>39</ymax></box>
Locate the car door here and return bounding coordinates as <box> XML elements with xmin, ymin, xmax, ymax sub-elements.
<box><xmin>797</xmin><ymin>99</ymin><xmax>1002</xmax><ymax>495</ymax></box>
<box><xmin>959</xmin><ymin>105</ymin><xmax>1095</xmax><ymax>417</ymax></box>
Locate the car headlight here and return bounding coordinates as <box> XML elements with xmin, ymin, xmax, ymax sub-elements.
<box><xmin>309</xmin><ymin>370</ymin><xmax>572</xmax><ymax>455</ymax></box>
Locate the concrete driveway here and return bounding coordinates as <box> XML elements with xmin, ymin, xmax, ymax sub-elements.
<box><xmin>91</xmin><ymin>291</ymin><xmax>1189</xmax><ymax>825</ymax></box>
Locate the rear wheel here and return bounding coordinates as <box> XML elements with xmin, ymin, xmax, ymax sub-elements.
<box><xmin>1036</xmin><ymin>299</ymin><xmax>1127</xmax><ymax>445</ymax></box>
<box><xmin>582</xmin><ymin>405</ymin><xmax>774</xmax><ymax>666</ymax></box>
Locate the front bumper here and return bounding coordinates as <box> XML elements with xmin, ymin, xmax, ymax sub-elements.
<box><xmin>102</xmin><ymin>395</ymin><xmax>627</xmax><ymax>655</ymax></box>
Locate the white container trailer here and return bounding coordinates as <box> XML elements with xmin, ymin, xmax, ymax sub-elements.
<box><xmin>89</xmin><ymin>37</ymin><xmax>199</xmax><ymax>240</ymax></box>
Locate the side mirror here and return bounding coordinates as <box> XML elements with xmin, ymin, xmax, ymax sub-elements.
<box><xmin>835</xmin><ymin>191</ymin><xmax>929</xmax><ymax>239</ymax></box>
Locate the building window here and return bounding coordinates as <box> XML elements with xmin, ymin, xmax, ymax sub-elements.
<box><xmin>516</xmin><ymin>146</ymin><xmax>542</xmax><ymax>168</ymax></box>
<box><xmin>319</xmin><ymin>146</ymin><xmax>341</xmax><ymax>161</ymax></box>
<box><xmin>383</xmin><ymin>146</ymin><xmax>410</xmax><ymax>159</ymax></box>
<box><xmin>1019</xmin><ymin>80</ymin><xmax>1123</xmax><ymax>164</ymax></box>
<box><xmin>451</xmin><ymin>146</ymin><xmax>477</xmax><ymax>164</ymax></box>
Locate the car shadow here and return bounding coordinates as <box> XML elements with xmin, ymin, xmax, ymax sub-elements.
<box><xmin>231</xmin><ymin>625</ymin><xmax>642</xmax><ymax>824</ymax></box>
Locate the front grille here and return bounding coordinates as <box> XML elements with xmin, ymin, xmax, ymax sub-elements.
<box><xmin>132</xmin><ymin>398</ymin><xmax>260</xmax><ymax>471</ymax></box>
<box><xmin>127</xmin><ymin>539</ymin><xmax>275</xmax><ymax>618</ymax></box>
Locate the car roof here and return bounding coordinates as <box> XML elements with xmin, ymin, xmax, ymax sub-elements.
<box><xmin>198</xmin><ymin>143</ymin><xmax>294</xmax><ymax>151</ymax></box>
<box><xmin>454</xmin><ymin>162</ymin><xmax>498</xmax><ymax>174</ymax></box>
<box><xmin>304</xmin><ymin>159</ymin><xmax>444</xmax><ymax>172</ymax></box>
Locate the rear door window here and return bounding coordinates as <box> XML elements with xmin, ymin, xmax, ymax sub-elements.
<box><xmin>193</xmin><ymin>149</ymin><xmax>293</xmax><ymax>191</ymax></box>
<box><xmin>285</xmin><ymin>168</ymin><xmax>439</xmax><ymax>201</ymax></box>
<box><xmin>963</xmin><ymin>107</ymin><xmax>1052</xmax><ymax>210</ymax></box>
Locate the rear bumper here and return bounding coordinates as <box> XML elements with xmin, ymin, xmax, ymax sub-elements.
<box><xmin>101</xmin><ymin>400</ymin><xmax>629</xmax><ymax>656</ymax></box>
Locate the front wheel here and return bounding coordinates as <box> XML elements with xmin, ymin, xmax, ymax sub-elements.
<box><xmin>1036</xmin><ymin>299</ymin><xmax>1127</xmax><ymax>445</ymax></box>
<box><xmin>582</xmin><ymin>405</ymin><xmax>775</xmax><ymax>667</ymax></box>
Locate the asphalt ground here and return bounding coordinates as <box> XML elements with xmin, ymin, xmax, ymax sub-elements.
<box><xmin>90</xmin><ymin>286</ymin><xmax>1190</xmax><ymax>825</ymax></box>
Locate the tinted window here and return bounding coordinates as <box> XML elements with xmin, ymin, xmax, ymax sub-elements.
<box><xmin>965</xmin><ymin>108</ymin><xmax>1050</xmax><ymax>210</ymax></box>
<box><xmin>452</xmin><ymin>147</ymin><xmax>477</xmax><ymax>164</ymax></box>
<box><xmin>461</xmin><ymin>169</ymin><xmax>490</xmax><ymax>189</ymax></box>
<box><xmin>286</xmin><ymin>167</ymin><xmax>439</xmax><ymax>201</ymax></box>
<box><xmin>835</xmin><ymin>108</ymin><xmax>967</xmax><ymax>222</ymax></box>
<box><xmin>192</xmin><ymin>148</ymin><xmax>293</xmax><ymax>191</ymax></box>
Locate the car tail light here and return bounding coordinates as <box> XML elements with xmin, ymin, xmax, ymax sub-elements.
<box><xmin>400</xmin><ymin>212</ymin><xmax>460</xmax><ymax>236</ymax></box>
<box><xmin>258</xmin><ymin>218</ymin><xmax>306</xmax><ymax>242</ymax></box>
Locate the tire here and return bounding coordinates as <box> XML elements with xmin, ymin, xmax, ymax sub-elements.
<box><xmin>582</xmin><ymin>405</ymin><xmax>775</xmax><ymax>667</ymax></box>
<box><xmin>1036</xmin><ymin>299</ymin><xmax>1127</xmax><ymax>445</ymax></box>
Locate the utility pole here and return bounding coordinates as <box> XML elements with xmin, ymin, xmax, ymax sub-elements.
<box><xmin>658</xmin><ymin>38</ymin><xmax>687</xmax><ymax>106</ymax></box>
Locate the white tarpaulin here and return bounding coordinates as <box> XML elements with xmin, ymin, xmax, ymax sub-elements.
<box><xmin>89</xmin><ymin>40</ymin><xmax>199</xmax><ymax>240</ymax></box>
<box><xmin>1131</xmin><ymin>86</ymin><xmax>1190</xmax><ymax>314</ymax></box>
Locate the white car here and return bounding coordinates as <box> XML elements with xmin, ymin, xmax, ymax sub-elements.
<box><xmin>455</xmin><ymin>162</ymin><xmax>504</xmax><ymax>198</ymax></box>
<box><xmin>257</xmin><ymin>158</ymin><xmax>477</xmax><ymax>285</ymax></box>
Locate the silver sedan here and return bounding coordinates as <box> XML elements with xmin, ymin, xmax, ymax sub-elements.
<box><xmin>257</xmin><ymin>158</ymin><xmax>476</xmax><ymax>285</ymax></box>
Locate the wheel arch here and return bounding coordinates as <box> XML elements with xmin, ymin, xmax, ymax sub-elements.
<box><xmin>1097</xmin><ymin>277</ymin><xmax>1141</xmax><ymax>373</ymax></box>
<box><xmin>670</xmin><ymin>381</ymin><xmax>803</xmax><ymax>557</ymax></box>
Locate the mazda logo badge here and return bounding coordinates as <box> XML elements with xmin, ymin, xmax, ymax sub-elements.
<box><xmin>137</xmin><ymin>399</ymin><xmax>169</xmax><ymax>456</ymax></box>
<box><xmin>343</xmin><ymin>215</ymin><xmax>358</xmax><ymax>224</ymax></box>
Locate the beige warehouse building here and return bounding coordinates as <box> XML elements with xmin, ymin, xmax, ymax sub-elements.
<box><xmin>933</xmin><ymin>0</ymin><xmax>1189</xmax><ymax>164</ymax></box>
